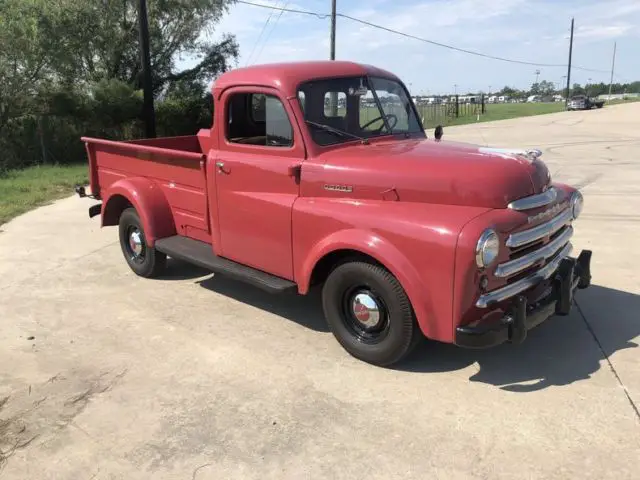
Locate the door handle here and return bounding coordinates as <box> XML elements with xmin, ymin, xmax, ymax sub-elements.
<box><xmin>216</xmin><ymin>161</ymin><xmax>229</xmax><ymax>174</ymax></box>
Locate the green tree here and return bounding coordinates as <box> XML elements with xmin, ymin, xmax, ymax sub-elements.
<box><xmin>528</xmin><ymin>83</ymin><xmax>538</xmax><ymax>96</ymax></box>
<box><xmin>0</xmin><ymin>0</ymin><xmax>238</xmax><ymax>129</ymax></box>
<box><xmin>497</xmin><ymin>86</ymin><xmax>518</xmax><ymax>97</ymax></box>
<box><xmin>571</xmin><ymin>83</ymin><xmax>585</xmax><ymax>96</ymax></box>
<box><xmin>0</xmin><ymin>0</ymin><xmax>67</xmax><ymax>133</ymax></box>
<box><xmin>0</xmin><ymin>0</ymin><xmax>238</xmax><ymax>171</ymax></box>
<box><xmin>54</xmin><ymin>0</ymin><xmax>239</xmax><ymax>95</ymax></box>
<box><xmin>538</xmin><ymin>80</ymin><xmax>555</xmax><ymax>96</ymax></box>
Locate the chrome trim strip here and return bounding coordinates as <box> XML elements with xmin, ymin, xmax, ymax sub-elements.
<box><xmin>495</xmin><ymin>226</ymin><xmax>573</xmax><ymax>278</ymax></box>
<box><xmin>506</xmin><ymin>208</ymin><xmax>573</xmax><ymax>248</ymax></box>
<box><xmin>476</xmin><ymin>243</ymin><xmax>573</xmax><ymax>308</ymax></box>
<box><xmin>508</xmin><ymin>187</ymin><xmax>557</xmax><ymax>211</ymax></box>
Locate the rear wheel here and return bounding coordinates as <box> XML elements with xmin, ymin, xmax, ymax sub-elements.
<box><xmin>322</xmin><ymin>261</ymin><xmax>420</xmax><ymax>366</ymax></box>
<box><xmin>118</xmin><ymin>208</ymin><xmax>166</xmax><ymax>278</ymax></box>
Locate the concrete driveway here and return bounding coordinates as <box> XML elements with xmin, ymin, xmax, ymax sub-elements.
<box><xmin>1</xmin><ymin>103</ymin><xmax>639</xmax><ymax>479</ymax></box>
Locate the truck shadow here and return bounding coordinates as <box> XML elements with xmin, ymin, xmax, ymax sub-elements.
<box><xmin>157</xmin><ymin>259</ymin><xmax>212</xmax><ymax>281</ymax></box>
<box><xmin>402</xmin><ymin>284</ymin><xmax>639</xmax><ymax>391</ymax></box>
<box><xmin>191</xmin><ymin>269</ymin><xmax>637</xmax><ymax>392</ymax></box>
<box><xmin>198</xmin><ymin>274</ymin><xmax>329</xmax><ymax>333</ymax></box>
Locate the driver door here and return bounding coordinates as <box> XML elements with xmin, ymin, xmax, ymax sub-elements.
<box><xmin>214</xmin><ymin>87</ymin><xmax>304</xmax><ymax>280</ymax></box>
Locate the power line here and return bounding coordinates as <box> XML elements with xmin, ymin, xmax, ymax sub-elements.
<box><xmin>339</xmin><ymin>14</ymin><xmax>608</xmax><ymax>73</ymax></box>
<box><xmin>339</xmin><ymin>13</ymin><xmax>566</xmax><ymax>68</ymax></box>
<box><xmin>253</xmin><ymin>1</ymin><xmax>291</xmax><ymax>63</ymax></box>
<box><xmin>237</xmin><ymin>1</ymin><xmax>329</xmax><ymax>19</ymax></box>
<box><xmin>244</xmin><ymin>0</ymin><xmax>282</xmax><ymax>65</ymax></box>
<box><xmin>236</xmin><ymin>1</ymin><xmax>609</xmax><ymax>73</ymax></box>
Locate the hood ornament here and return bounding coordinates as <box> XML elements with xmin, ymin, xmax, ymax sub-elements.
<box><xmin>478</xmin><ymin>147</ymin><xmax>543</xmax><ymax>161</ymax></box>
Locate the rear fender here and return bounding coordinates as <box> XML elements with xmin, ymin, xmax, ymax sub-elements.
<box><xmin>101</xmin><ymin>177</ymin><xmax>176</xmax><ymax>246</ymax></box>
<box><xmin>298</xmin><ymin>229</ymin><xmax>436</xmax><ymax>338</ymax></box>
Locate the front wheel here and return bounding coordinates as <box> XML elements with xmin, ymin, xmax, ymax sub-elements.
<box><xmin>118</xmin><ymin>208</ymin><xmax>166</xmax><ymax>278</ymax></box>
<box><xmin>322</xmin><ymin>261</ymin><xmax>421</xmax><ymax>366</ymax></box>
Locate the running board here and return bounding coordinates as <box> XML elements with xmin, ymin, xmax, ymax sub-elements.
<box><xmin>155</xmin><ymin>236</ymin><xmax>297</xmax><ymax>294</ymax></box>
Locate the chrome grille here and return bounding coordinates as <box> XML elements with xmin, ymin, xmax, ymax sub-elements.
<box><xmin>495</xmin><ymin>205</ymin><xmax>573</xmax><ymax>283</ymax></box>
<box><xmin>498</xmin><ymin>206</ymin><xmax>574</xmax><ymax>281</ymax></box>
<box><xmin>477</xmin><ymin>242</ymin><xmax>573</xmax><ymax>308</ymax></box>
<box><xmin>506</xmin><ymin>207</ymin><xmax>572</xmax><ymax>248</ymax></box>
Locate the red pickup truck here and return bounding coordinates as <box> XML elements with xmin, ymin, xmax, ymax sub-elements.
<box><xmin>77</xmin><ymin>61</ymin><xmax>592</xmax><ymax>366</ymax></box>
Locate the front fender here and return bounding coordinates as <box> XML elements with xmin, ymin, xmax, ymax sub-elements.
<box><xmin>297</xmin><ymin>229</ymin><xmax>436</xmax><ymax>338</ymax></box>
<box><xmin>102</xmin><ymin>177</ymin><xmax>175</xmax><ymax>246</ymax></box>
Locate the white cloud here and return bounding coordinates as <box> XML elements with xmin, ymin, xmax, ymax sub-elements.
<box><xmin>200</xmin><ymin>0</ymin><xmax>640</xmax><ymax>93</ymax></box>
<box><xmin>575</xmin><ymin>24</ymin><xmax>634</xmax><ymax>40</ymax></box>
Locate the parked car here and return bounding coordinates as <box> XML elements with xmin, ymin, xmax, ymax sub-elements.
<box><xmin>76</xmin><ymin>61</ymin><xmax>592</xmax><ymax>366</ymax></box>
<box><xmin>567</xmin><ymin>95</ymin><xmax>605</xmax><ymax>110</ymax></box>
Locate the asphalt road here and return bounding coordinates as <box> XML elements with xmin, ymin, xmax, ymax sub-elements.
<box><xmin>1</xmin><ymin>103</ymin><xmax>639</xmax><ymax>479</ymax></box>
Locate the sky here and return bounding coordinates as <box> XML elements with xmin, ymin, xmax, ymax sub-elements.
<box><xmin>207</xmin><ymin>0</ymin><xmax>640</xmax><ymax>95</ymax></box>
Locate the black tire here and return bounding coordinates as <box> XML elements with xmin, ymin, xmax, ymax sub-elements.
<box><xmin>118</xmin><ymin>208</ymin><xmax>166</xmax><ymax>278</ymax></box>
<box><xmin>322</xmin><ymin>261</ymin><xmax>421</xmax><ymax>366</ymax></box>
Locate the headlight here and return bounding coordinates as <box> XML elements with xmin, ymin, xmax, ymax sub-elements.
<box><xmin>571</xmin><ymin>191</ymin><xmax>583</xmax><ymax>219</ymax></box>
<box><xmin>475</xmin><ymin>229</ymin><xmax>500</xmax><ymax>268</ymax></box>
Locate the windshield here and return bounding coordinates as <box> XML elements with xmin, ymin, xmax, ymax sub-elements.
<box><xmin>297</xmin><ymin>76</ymin><xmax>423</xmax><ymax>146</ymax></box>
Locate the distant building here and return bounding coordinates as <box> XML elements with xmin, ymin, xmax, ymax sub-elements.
<box><xmin>459</xmin><ymin>95</ymin><xmax>480</xmax><ymax>104</ymax></box>
<box><xmin>598</xmin><ymin>93</ymin><xmax>639</xmax><ymax>100</ymax></box>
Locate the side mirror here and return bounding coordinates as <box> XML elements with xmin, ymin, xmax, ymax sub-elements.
<box><xmin>434</xmin><ymin>125</ymin><xmax>443</xmax><ymax>141</ymax></box>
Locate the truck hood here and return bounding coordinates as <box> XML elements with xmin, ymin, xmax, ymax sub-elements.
<box><xmin>319</xmin><ymin>138</ymin><xmax>550</xmax><ymax>208</ymax></box>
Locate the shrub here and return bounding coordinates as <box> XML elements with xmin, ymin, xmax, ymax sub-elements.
<box><xmin>0</xmin><ymin>80</ymin><xmax>212</xmax><ymax>175</ymax></box>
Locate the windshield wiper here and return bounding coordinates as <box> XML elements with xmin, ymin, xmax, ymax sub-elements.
<box><xmin>305</xmin><ymin>120</ymin><xmax>369</xmax><ymax>145</ymax></box>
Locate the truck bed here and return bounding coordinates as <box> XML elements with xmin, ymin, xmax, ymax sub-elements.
<box><xmin>82</xmin><ymin>132</ymin><xmax>212</xmax><ymax>242</ymax></box>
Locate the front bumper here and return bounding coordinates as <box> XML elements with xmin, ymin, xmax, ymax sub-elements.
<box><xmin>455</xmin><ymin>250</ymin><xmax>592</xmax><ymax>348</ymax></box>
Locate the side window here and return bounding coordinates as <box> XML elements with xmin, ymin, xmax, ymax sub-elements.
<box><xmin>251</xmin><ymin>94</ymin><xmax>266</xmax><ymax>122</ymax></box>
<box><xmin>227</xmin><ymin>92</ymin><xmax>293</xmax><ymax>147</ymax></box>
<box><xmin>265</xmin><ymin>96</ymin><xmax>293</xmax><ymax>146</ymax></box>
<box><xmin>324</xmin><ymin>91</ymin><xmax>346</xmax><ymax>117</ymax></box>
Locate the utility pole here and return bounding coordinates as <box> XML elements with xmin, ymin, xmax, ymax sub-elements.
<box><xmin>138</xmin><ymin>0</ymin><xmax>156</xmax><ymax>138</ymax></box>
<box><xmin>535</xmin><ymin>69</ymin><xmax>540</xmax><ymax>85</ymax></box>
<box><xmin>565</xmin><ymin>18</ymin><xmax>574</xmax><ymax>106</ymax></box>
<box><xmin>328</xmin><ymin>0</ymin><xmax>339</xmax><ymax>115</ymax></box>
<box><xmin>330</xmin><ymin>0</ymin><xmax>336</xmax><ymax>60</ymax></box>
<box><xmin>607</xmin><ymin>41</ymin><xmax>617</xmax><ymax>101</ymax></box>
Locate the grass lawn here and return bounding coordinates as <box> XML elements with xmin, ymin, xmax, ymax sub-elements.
<box><xmin>421</xmin><ymin>102</ymin><xmax>566</xmax><ymax>128</ymax></box>
<box><xmin>0</xmin><ymin>164</ymin><xmax>88</xmax><ymax>226</ymax></box>
<box><xmin>421</xmin><ymin>97</ymin><xmax>640</xmax><ymax>128</ymax></box>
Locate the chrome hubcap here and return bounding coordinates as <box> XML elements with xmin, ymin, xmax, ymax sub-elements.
<box><xmin>129</xmin><ymin>229</ymin><xmax>143</xmax><ymax>256</ymax></box>
<box><xmin>350</xmin><ymin>292</ymin><xmax>381</xmax><ymax>329</ymax></box>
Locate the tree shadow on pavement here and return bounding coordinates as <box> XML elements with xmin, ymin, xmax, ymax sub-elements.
<box><xmin>401</xmin><ymin>284</ymin><xmax>639</xmax><ymax>392</ymax></box>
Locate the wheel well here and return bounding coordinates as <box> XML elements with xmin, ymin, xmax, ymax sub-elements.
<box><xmin>310</xmin><ymin>249</ymin><xmax>385</xmax><ymax>287</ymax></box>
<box><xmin>102</xmin><ymin>194</ymin><xmax>133</xmax><ymax>226</ymax></box>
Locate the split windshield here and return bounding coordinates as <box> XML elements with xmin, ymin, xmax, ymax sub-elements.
<box><xmin>297</xmin><ymin>76</ymin><xmax>423</xmax><ymax>146</ymax></box>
